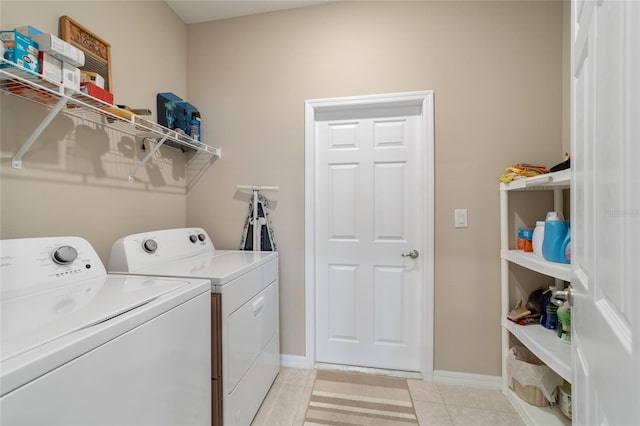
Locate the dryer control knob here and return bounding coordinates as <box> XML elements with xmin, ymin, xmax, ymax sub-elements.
<box><xmin>189</xmin><ymin>235</ymin><xmax>198</xmax><ymax>243</ymax></box>
<box><xmin>52</xmin><ymin>246</ymin><xmax>78</xmax><ymax>265</ymax></box>
<box><xmin>198</xmin><ymin>233</ymin><xmax>206</xmax><ymax>242</ymax></box>
<box><xmin>142</xmin><ymin>239</ymin><xmax>158</xmax><ymax>253</ymax></box>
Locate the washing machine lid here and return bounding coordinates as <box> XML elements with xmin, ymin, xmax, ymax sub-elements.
<box><xmin>1</xmin><ymin>274</ymin><xmax>191</xmax><ymax>363</ymax></box>
<box><xmin>1</xmin><ymin>274</ymin><xmax>209</xmax><ymax>397</ymax></box>
<box><xmin>128</xmin><ymin>250</ymin><xmax>277</xmax><ymax>285</ymax></box>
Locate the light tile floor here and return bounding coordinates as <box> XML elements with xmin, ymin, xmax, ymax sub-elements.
<box><xmin>251</xmin><ymin>368</ymin><xmax>525</xmax><ymax>426</ymax></box>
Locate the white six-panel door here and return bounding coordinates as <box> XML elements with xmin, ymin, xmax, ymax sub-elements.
<box><xmin>571</xmin><ymin>1</ymin><xmax>640</xmax><ymax>424</ymax></box>
<box><xmin>314</xmin><ymin>103</ymin><xmax>425</xmax><ymax>372</ymax></box>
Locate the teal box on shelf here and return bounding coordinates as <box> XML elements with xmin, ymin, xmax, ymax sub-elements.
<box><xmin>0</xmin><ymin>30</ymin><xmax>39</xmax><ymax>73</ymax></box>
<box><xmin>157</xmin><ymin>92</ymin><xmax>183</xmax><ymax>131</ymax></box>
<box><xmin>15</xmin><ymin>26</ymin><xmax>44</xmax><ymax>37</ymax></box>
<box><xmin>175</xmin><ymin>101</ymin><xmax>198</xmax><ymax>135</ymax></box>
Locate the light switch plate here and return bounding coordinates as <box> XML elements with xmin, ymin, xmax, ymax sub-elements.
<box><xmin>455</xmin><ymin>209</ymin><xmax>468</xmax><ymax>228</ymax></box>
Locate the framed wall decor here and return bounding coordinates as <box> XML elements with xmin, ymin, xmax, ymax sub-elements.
<box><xmin>59</xmin><ymin>15</ymin><xmax>112</xmax><ymax>92</ymax></box>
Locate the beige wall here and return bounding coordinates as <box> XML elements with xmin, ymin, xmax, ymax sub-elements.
<box><xmin>186</xmin><ymin>1</ymin><xmax>565</xmax><ymax>375</ymax></box>
<box><xmin>0</xmin><ymin>1</ymin><xmax>189</xmax><ymax>262</ymax></box>
<box><xmin>1</xmin><ymin>0</ymin><xmax>567</xmax><ymax>377</ymax></box>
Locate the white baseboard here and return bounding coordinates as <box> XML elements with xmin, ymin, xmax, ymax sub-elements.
<box><xmin>278</xmin><ymin>356</ymin><xmax>501</xmax><ymax>390</ymax></box>
<box><xmin>432</xmin><ymin>370</ymin><xmax>502</xmax><ymax>390</ymax></box>
<box><xmin>280</xmin><ymin>354</ymin><xmax>309</xmax><ymax>369</ymax></box>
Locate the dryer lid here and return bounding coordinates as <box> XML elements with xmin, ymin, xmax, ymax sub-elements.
<box><xmin>129</xmin><ymin>250</ymin><xmax>277</xmax><ymax>285</ymax></box>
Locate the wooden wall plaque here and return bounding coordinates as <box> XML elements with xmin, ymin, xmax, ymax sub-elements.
<box><xmin>60</xmin><ymin>16</ymin><xmax>112</xmax><ymax>92</ymax></box>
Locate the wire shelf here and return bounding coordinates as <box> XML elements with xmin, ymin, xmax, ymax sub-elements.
<box><xmin>1</xmin><ymin>59</ymin><xmax>221</xmax><ymax>173</ymax></box>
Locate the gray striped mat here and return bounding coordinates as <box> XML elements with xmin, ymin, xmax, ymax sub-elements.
<box><xmin>304</xmin><ymin>370</ymin><xmax>418</xmax><ymax>425</ymax></box>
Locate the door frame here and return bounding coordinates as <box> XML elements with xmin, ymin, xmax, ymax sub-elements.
<box><xmin>304</xmin><ymin>91</ymin><xmax>435</xmax><ymax>379</ymax></box>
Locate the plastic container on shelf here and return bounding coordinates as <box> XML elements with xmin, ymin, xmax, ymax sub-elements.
<box><xmin>189</xmin><ymin>111</ymin><xmax>201</xmax><ymax>142</ymax></box>
<box><xmin>561</xmin><ymin>221</ymin><xmax>571</xmax><ymax>262</ymax></box>
<box><xmin>559</xmin><ymin>380</ymin><xmax>572</xmax><ymax>419</ymax></box>
<box><xmin>542</xmin><ymin>212</ymin><xmax>570</xmax><ymax>263</ymax></box>
<box><xmin>518</xmin><ymin>227</ymin><xmax>534</xmax><ymax>252</ymax></box>
<box><xmin>557</xmin><ymin>301</ymin><xmax>571</xmax><ymax>342</ymax></box>
<box><xmin>540</xmin><ymin>289</ymin><xmax>558</xmax><ymax>330</ymax></box>
<box><xmin>532</xmin><ymin>221</ymin><xmax>545</xmax><ymax>257</ymax></box>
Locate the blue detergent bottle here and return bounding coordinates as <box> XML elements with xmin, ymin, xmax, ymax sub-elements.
<box><xmin>542</xmin><ymin>212</ymin><xmax>570</xmax><ymax>264</ymax></box>
<box><xmin>561</xmin><ymin>220</ymin><xmax>571</xmax><ymax>263</ymax></box>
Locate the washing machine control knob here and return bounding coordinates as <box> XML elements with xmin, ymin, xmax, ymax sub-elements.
<box><xmin>142</xmin><ymin>239</ymin><xmax>158</xmax><ymax>253</ymax></box>
<box><xmin>52</xmin><ymin>246</ymin><xmax>78</xmax><ymax>265</ymax></box>
<box><xmin>198</xmin><ymin>233</ymin><xmax>206</xmax><ymax>242</ymax></box>
<box><xmin>189</xmin><ymin>235</ymin><xmax>198</xmax><ymax>243</ymax></box>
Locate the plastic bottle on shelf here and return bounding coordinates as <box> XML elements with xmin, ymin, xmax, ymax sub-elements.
<box><xmin>561</xmin><ymin>220</ymin><xmax>571</xmax><ymax>262</ymax></box>
<box><xmin>532</xmin><ymin>221</ymin><xmax>545</xmax><ymax>257</ymax></box>
<box><xmin>540</xmin><ymin>289</ymin><xmax>558</xmax><ymax>329</ymax></box>
<box><xmin>189</xmin><ymin>111</ymin><xmax>201</xmax><ymax>142</ymax></box>
<box><xmin>557</xmin><ymin>300</ymin><xmax>571</xmax><ymax>341</ymax></box>
<box><xmin>542</xmin><ymin>212</ymin><xmax>570</xmax><ymax>263</ymax></box>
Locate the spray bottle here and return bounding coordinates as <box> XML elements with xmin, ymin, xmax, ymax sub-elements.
<box><xmin>189</xmin><ymin>111</ymin><xmax>201</xmax><ymax>142</ymax></box>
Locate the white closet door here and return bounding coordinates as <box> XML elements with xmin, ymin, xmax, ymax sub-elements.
<box><xmin>571</xmin><ymin>1</ymin><xmax>640</xmax><ymax>424</ymax></box>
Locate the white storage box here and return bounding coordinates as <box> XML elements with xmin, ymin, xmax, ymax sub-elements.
<box><xmin>62</xmin><ymin>62</ymin><xmax>80</xmax><ymax>91</ymax></box>
<box><xmin>39</xmin><ymin>52</ymin><xmax>62</xmax><ymax>83</ymax></box>
<box><xmin>31</xmin><ymin>33</ymin><xmax>84</xmax><ymax>67</ymax></box>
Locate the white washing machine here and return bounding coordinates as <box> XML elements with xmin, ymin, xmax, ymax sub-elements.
<box><xmin>0</xmin><ymin>236</ymin><xmax>211</xmax><ymax>425</ymax></box>
<box><xmin>108</xmin><ymin>227</ymin><xmax>279</xmax><ymax>426</ymax></box>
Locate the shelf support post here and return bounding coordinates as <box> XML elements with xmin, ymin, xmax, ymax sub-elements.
<box><xmin>499</xmin><ymin>188</ymin><xmax>510</xmax><ymax>389</ymax></box>
<box><xmin>128</xmin><ymin>135</ymin><xmax>170</xmax><ymax>183</ymax></box>
<box><xmin>12</xmin><ymin>96</ymin><xmax>69</xmax><ymax>169</ymax></box>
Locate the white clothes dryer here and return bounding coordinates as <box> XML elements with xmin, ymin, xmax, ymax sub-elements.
<box><xmin>0</xmin><ymin>236</ymin><xmax>211</xmax><ymax>425</ymax></box>
<box><xmin>108</xmin><ymin>227</ymin><xmax>279</xmax><ymax>426</ymax></box>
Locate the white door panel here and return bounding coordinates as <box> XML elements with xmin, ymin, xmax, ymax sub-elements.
<box><xmin>572</xmin><ymin>1</ymin><xmax>640</xmax><ymax>424</ymax></box>
<box><xmin>374</xmin><ymin>163</ymin><xmax>406</xmax><ymax>240</ymax></box>
<box><xmin>328</xmin><ymin>164</ymin><xmax>359</xmax><ymax>240</ymax></box>
<box><xmin>316</xmin><ymin>110</ymin><xmax>423</xmax><ymax>372</ymax></box>
<box><xmin>327</xmin><ymin>264</ymin><xmax>358</xmax><ymax>341</ymax></box>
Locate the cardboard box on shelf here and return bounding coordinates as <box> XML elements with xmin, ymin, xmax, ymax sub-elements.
<box><xmin>39</xmin><ymin>51</ymin><xmax>62</xmax><ymax>84</ymax></box>
<box><xmin>62</xmin><ymin>62</ymin><xmax>80</xmax><ymax>91</ymax></box>
<box><xmin>15</xmin><ymin>25</ymin><xmax>43</xmax><ymax>37</ymax></box>
<box><xmin>0</xmin><ymin>30</ymin><xmax>39</xmax><ymax>73</ymax></box>
<box><xmin>80</xmin><ymin>71</ymin><xmax>105</xmax><ymax>89</ymax></box>
<box><xmin>156</xmin><ymin>92</ymin><xmax>200</xmax><ymax>136</ymax></box>
<box><xmin>157</xmin><ymin>92</ymin><xmax>183</xmax><ymax>130</ymax></box>
<box><xmin>80</xmin><ymin>81</ymin><xmax>113</xmax><ymax>104</ymax></box>
<box><xmin>31</xmin><ymin>33</ymin><xmax>84</xmax><ymax>67</ymax></box>
<box><xmin>175</xmin><ymin>101</ymin><xmax>198</xmax><ymax>135</ymax></box>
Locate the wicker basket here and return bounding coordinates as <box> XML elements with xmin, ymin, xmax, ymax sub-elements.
<box><xmin>512</xmin><ymin>378</ymin><xmax>550</xmax><ymax>407</ymax></box>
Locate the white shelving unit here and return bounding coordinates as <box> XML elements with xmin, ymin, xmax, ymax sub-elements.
<box><xmin>0</xmin><ymin>59</ymin><xmax>221</xmax><ymax>182</ymax></box>
<box><xmin>499</xmin><ymin>169</ymin><xmax>572</xmax><ymax>426</ymax></box>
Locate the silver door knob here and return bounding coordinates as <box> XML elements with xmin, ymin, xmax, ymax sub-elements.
<box><xmin>552</xmin><ymin>285</ymin><xmax>574</xmax><ymax>307</ymax></box>
<box><xmin>401</xmin><ymin>249</ymin><xmax>419</xmax><ymax>259</ymax></box>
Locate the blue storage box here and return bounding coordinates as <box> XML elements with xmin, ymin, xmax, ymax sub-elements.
<box><xmin>175</xmin><ymin>101</ymin><xmax>198</xmax><ymax>135</ymax></box>
<box><xmin>157</xmin><ymin>92</ymin><xmax>183</xmax><ymax>130</ymax></box>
